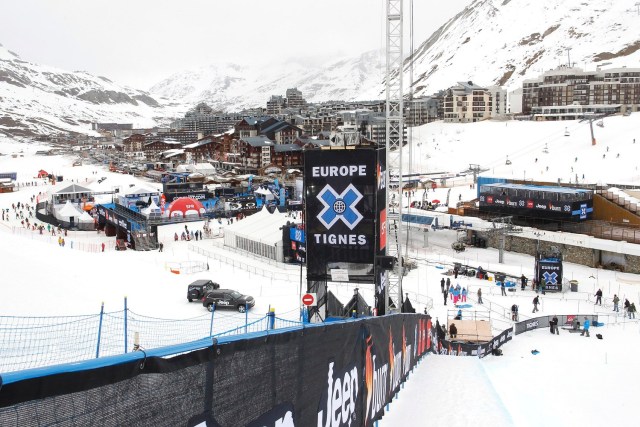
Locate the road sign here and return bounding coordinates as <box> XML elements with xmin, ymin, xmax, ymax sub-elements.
<box><xmin>302</xmin><ymin>293</ymin><xmax>317</xmax><ymax>306</ymax></box>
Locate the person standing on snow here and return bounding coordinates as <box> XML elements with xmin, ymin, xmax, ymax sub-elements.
<box><xmin>580</xmin><ymin>317</ymin><xmax>591</xmax><ymax>337</ymax></box>
<box><xmin>613</xmin><ymin>294</ymin><xmax>620</xmax><ymax>312</ymax></box>
<box><xmin>532</xmin><ymin>295</ymin><xmax>540</xmax><ymax>313</ymax></box>
<box><xmin>595</xmin><ymin>289</ymin><xmax>603</xmax><ymax>305</ymax></box>
<box><xmin>449</xmin><ymin>323</ymin><xmax>458</xmax><ymax>339</ymax></box>
<box><xmin>624</xmin><ymin>299</ymin><xmax>631</xmax><ymax>317</ymax></box>
<box><xmin>629</xmin><ymin>303</ymin><xmax>637</xmax><ymax>319</ymax></box>
<box><xmin>477</xmin><ymin>288</ymin><xmax>483</xmax><ymax>304</ymax></box>
<box><xmin>511</xmin><ymin>304</ymin><xmax>519</xmax><ymax>321</ymax></box>
<box><xmin>440</xmin><ymin>278</ymin><xmax>445</xmax><ymax>294</ymax></box>
<box><xmin>449</xmin><ymin>284</ymin><xmax>454</xmax><ymax>302</ymax></box>
<box><xmin>501</xmin><ymin>281</ymin><xmax>507</xmax><ymax>296</ymax></box>
<box><xmin>461</xmin><ymin>287</ymin><xmax>467</xmax><ymax>303</ymax></box>
<box><xmin>550</xmin><ymin>316</ymin><xmax>559</xmax><ymax>335</ymax></box>
<box><xmin>443</xmin><ymin>286</ymin><xmax>448</xmax><ymax>306</ymax></box>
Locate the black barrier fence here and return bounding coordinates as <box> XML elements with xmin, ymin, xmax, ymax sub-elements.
<box><xmin>515</xmin><ymin>314</ymin><xmax>599</xmax><ymax>335</ymax></box>
<box><xmin>0</xmin><ymin>313</ymin><xmax>523</xmax><ymax>426</ymax></box>
<box><xmin>0</xmin><ymin>315</ymin><xmax>435</xmax><ymax>427</ymax></box>
<box><xmin>434</xmin><ymin>327</ymin><xmax>513</xmax><ymax>358</ymax></box>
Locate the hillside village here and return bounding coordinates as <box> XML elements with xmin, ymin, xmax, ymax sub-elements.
<box><xmin>22</xmin><ymin>63</ymin><xmax>635</xmax><ymax>178</ymax></box>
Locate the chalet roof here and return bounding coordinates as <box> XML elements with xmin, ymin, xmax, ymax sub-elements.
<box><xmin>161</xmin><ymin>149</ymin><xmax>185</xmax><ymax>158</ymax></box>
<box><xmin>55</xmin><ymin>183</ymin><xmax>93</xmax><ymax>195</ymax></box>
<box><xmin>296</xmin><ymin>137</ymin><xmax>317</xmax><ymax>145</ymax></box>
<box><xmin>238</xmin><ymin>117</ymin><xmax>258</xmax><ymax>126</ymax></box>
<box><xmin>300</xmin><ymin>138</ymin><xmax>330</xmax><ymax>147</ymax></box>
<box><xmin>184</xmin><ymin>138</ymin><xmax>215</xmax><ymax>149</ymax></box>
<box><xmin>274</xmin><ymin>144</ymin><xmax>303</xmax><ymax>153</ymax></box>
<box><xmin>144</xmin><ymin>140</ymin><xmax>180</xmax><ymax>147</ymax></box>
<box><xmin>241</xmin><ymin>136</ymin><xmax>273</xmax><ymax>147</ymax></box>
<box><xmin>261</xmin><ymin>121</ymin><xmax>290</xmax><ymax>135</ymax></box>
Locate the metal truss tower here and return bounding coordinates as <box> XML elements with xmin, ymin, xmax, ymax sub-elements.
<box><xmin>384</xmin><ymin>0</ymin><xmax>404</xmax><ymax>314</ymax></box>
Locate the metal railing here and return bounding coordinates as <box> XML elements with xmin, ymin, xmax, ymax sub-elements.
<box><xmin>188</xmin><ymin>244</ymin><xmax>303</xmax><ymax>282</ymax></box>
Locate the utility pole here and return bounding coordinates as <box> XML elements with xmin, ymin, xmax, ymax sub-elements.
<box><xmin>565</xmin><ymin>47</ymin><xmax>572</xmax><ymax>67</ymax></box>
<box><xmin>487</xmin><ymin>216</ymin><xmax>522</xmax><ymax>264</ymax></box>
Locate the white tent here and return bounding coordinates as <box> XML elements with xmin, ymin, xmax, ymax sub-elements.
<box><xmin>56</xmin><ymin>200</ymin><xmax>83</xmax><ymax>218</ymax></box>
<box><xmin>78</xmin><ymin>211</ymin><xmax>95</xmax><ymax>223</ymax></box>
<box><xmin>223</xmin><ymin>207</ymin><xmax>290</xmax><ymax>262</ymax></box>
<box><xmin>141</xmin><ymin>200</ymin><xmax>162</xmax><ymax>217</ymax></box>
<box><xmin>54</xmin><ymin>200</ymin><xmax>83</xmax><ymax>224</ymax></box>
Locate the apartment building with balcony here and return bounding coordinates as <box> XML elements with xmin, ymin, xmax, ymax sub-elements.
<box><xmin>443</xmin><ymin>82</ymin><xmax>497</xmax><ymax>123</ymax></box>
<box><xmin>522</xmin><ymin>65</ymin><xmax>640</xmax><ymax>120</ymax></box>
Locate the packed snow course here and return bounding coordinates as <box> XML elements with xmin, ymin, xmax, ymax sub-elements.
<box><xmin>1</xmin><ymin>114</ymin><xmax>640</xmax><ymax>426</ymax></box>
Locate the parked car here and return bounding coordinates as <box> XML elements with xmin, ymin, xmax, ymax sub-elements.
<box><xmin>187</xmin><ymin>280</ymin><xmax>220</xmax><ymax>302</ymax></box>
<box><xmin>202</xmin><ymin>289</ymin><xmax>255</xmax><ymax>313</ymax></box>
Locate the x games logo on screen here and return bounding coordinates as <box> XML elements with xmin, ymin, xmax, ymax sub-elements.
<box><xmin>317</xmin><ymin>184</ymin><xmax>363</xmax><ymax>230</ymax></box>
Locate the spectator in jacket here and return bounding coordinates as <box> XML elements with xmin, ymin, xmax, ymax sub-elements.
<box><xmin>477</xmin><ymin>288</ymin><xmax>483</xmax><ymax>304</ymax></box>
<box><xmin>580</xmin><ymin>317</ymin><xmax>591</xmax><ymax>337</ymax></box>
<box><xmin>511</xmin><ymin>304</ymin><xmax>519</xmax><ymax>321</ymax></box>
<box><xmin>461</xmin><ymin>287</ymin><xmax>468</xmax><ymax>302</ymax></box>
<box><xmin>595</xmin><ymin>289</ymin><xmax>603</xmax><ymax>305</ymax></box>
<box><xmin>550</xmin><ymin>316</ymin><xmax>559</xmax><ymax>335</ymax></box>
<box><xmin>613</xmin><ymin>294</ymin><xmax>620</xmax><ymax>312</ymax></box>
<box><xmin>449</xmin><ymin>323</ymin><xmax>457</xmax><ymax>339</ymax></box>
<box><xmin>532</xmin><ymin>296</ymin><xmax>540</xmax><ymax>313</ymax></box>
<box><xmin>629</xmin><ymin>303</ymin><xmax>637</xmax><ymax>319</ymax></box>
<box><xmin>624</xmin><ymin>299</ymin><xmax>631</xmax><ymax>316</ymax></box>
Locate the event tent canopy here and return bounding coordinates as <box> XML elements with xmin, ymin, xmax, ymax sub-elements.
<box><xmin>168</xmin><ymin>197</ymin><xmax>205</xmax><ymax>217</ymax></box>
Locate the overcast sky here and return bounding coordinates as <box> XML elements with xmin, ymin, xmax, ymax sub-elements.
<box><xmin>0</xmin><ymin>0</ymin><xmax>471</xmax><ymax>89</ymax></box>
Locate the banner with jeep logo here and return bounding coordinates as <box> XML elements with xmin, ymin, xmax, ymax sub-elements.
<box><xmin>478</xmin><ymin>192</ymin><xmax>593</xmax><ymax>221</ymax></box>
<box><xmin>304</xmin><ymin>148</ymin><xmax>377</xmax><ymax>281</ymax></box>
<box><xmin>0</xmin><ymin>314</ymin><xmax>430</xmax><ymax>427</ymax></box>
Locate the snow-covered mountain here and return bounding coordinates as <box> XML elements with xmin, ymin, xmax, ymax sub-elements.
<box><xmin>149</xmin><ymin>50</ymin><xmax>386</xmax><ymax>111</ymax></box>
<box><xmin>151</xmin><ymin>0</ymin><xmax>640</xmax><ymax>109</ymax></box>
<box><xmin>0</xmin><ymin>43</ymin><xmax>184</xmax><ymax>137</ymax></box>
<box><xmin>407</xmin><ymin>0</ymin><xmax>640</xmax><ymax>96</ymax></box>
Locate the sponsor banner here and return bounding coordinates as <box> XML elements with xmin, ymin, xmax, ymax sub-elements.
<box><xmin>97</xmin><ymin>205</ymin><xmax>131</xmax><ymax>231</ymax></box>
<box><xmin>165</xmin><ymin>191</ymin><xmax>211</xmax><ymax>202</ymax></box>
<box><xmin>515</xmin><ymin>316</ymin><xmax>549</xmax><ymax>335</ymax></box>
<box><xmin>226</xmin><ymin>196</ymin><xmax>258</xmax><ymax>211</ymax></box>
<box><xmin>515</xmin><ymin>315</ymin><xmax>598</xmax><ymax>335</ymax></box>
<box><xmin>376</xmin><ymin>149</ymin><xmax>387</xmax><ymax>255</ymax></box>
<box><xmin>289</xmin><ymin>227</ymin><xmax>305</xmax><ymax>243</ymax></box>
<box><xmin>433</xmin><ymin>326</ymin><xmax>513</xmax><ymax>358</ymax></box>
<box><xmin>304</xmin><ymin>149</ymin><xmax>377</xmax><ymax>281</ymax></box>
<box><xmin>2</xmin><ymin>314</ymin><xmax>430</xmax><ymax>427</ymax></box>
<box><xmin>479</xmin><ymin>194</ymin><xmax>593</xmax><ymax>221</ymax></box>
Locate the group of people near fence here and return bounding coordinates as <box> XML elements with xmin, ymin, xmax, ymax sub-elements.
<box><xmin>174</xmin><ymin>225</ymin><xmax>204</xmax><ymax>242</ymax></box>
<box><xmin>597</xmin><ymin>289</ymin><xmax>636</xmax><ymax>319</ymax></box>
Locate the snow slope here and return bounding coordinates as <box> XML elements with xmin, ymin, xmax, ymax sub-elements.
<box><xmin>2</xmin><ymin>111</ymin><xmax>640</xmax><ymax>425</ymax></box>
